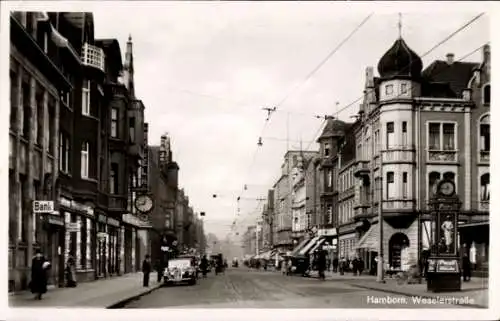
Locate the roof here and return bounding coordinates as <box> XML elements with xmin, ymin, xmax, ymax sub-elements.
<box><xmin>377</xmin><ymin>38</ymin><xmax>423</xmax><ymax>79</ymax></box>
<box><xmin>318</xmin><ymin>117</ymin><xmax>348</xmax><ymax>141</ymax></box>
<box><xmin>422</xmin><ymin>60</ymin><xmax>479</xmax><ymax>97</ymax></box>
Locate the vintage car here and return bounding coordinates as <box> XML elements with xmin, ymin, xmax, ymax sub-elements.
<box><xmin>163</xmin><ymin>257</ymin><xmax>197</xmax><ymax>286</ymax></box>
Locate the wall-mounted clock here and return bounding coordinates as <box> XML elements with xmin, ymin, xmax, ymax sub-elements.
<box><xmin>135</xmin><ymin>194</ymin><xmax>154</xmax><ymax>213</ymax></box>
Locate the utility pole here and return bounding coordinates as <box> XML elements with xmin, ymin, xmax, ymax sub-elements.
<box><xmin>377</xmin><ymin>177</ymin><xmax>385</xmax><ymax>283</ymax></box>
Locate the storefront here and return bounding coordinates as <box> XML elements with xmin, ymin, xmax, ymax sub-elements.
<box><xmin>339</xmin><ymin>232</ymin><xmax>357</xmax><ymax>260</ymax></box>
<box><xmin>60</xmin><ymin>196</ymin><xmax>96</xmax><ymax>283</ymax></box>
<box><xmin>458</xmin><ymin>222</ymin><xmax>489</xmax><ymax>277</ymax></box>
<box><xmin>40</xmin><ymin>212</ymin><xmax>65</xmax><ymax>288</ymax></box>
<box><xmin>122</xmin><ymin>222</ymin><xmax>136</xmax><ymax>273</ymax></box>
<box><xmin>107</xmin><ymin>217</ymin><xmax>121</xmax><ymax>276</ymax></box>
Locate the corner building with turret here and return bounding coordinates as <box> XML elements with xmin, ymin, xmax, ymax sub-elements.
<box><xmin>352</xmin><ymin>36</ymin><xmax>490</xmax><ymax>277</ymax></box>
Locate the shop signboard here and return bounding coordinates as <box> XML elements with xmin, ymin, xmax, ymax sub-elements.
<box><xmin>33</xmin><ymin>201</ymin><xmax>54</xmax><ymax>214</ymax></box>
<box><xmin>66</xmin><ymin>222</ymin><xmax>80</xmax><ymax>232</ymax></box>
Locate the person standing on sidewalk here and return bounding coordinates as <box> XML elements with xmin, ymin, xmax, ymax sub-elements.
<box><xmin>155</xmin><ymin>259</ymin><xmax>163</xmax><ymax>283</ymax></box>
<box><xmin>462</xmin><ymin>249</ymin><xmax>472</xmax><ymax>282</ymax></box>
<box><xmin>142</xmin><ymin>255</ymin><xmax>152</xmax><ymax>287</ymax></box>
<box><xmin>65</xmin><ymin>254</ymin><xmax>77</xmax><ymax>287</ymax></box>
<box><xmin>30</xmin><ymin>249</ymin><xmax>49</xmax><ymax>300</ymax></box>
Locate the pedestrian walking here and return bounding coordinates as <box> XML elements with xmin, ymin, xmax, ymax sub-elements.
<box><xmin>332</xmin><ymin>257</ymin><xmax>339</xmax><ymax>273</ymax></box>
<box><xmin>65</xmin><ymin>253</ymin><xmax>77</xmax><ymax>287</ymax></box>
<box><xmin>316</xmin><ymin>248</ymin><xmax>327</xmax><ymax>281</ymax></box>
<box><xmin>357</xmin><ymin>258</ymin><xmax>364</xmax><ymax>276</ymax></box>
<box><xmin>30</xmin><ymin>249</ymin><xmax>50</xmax><ymax>300</ymax></box>
<box><xmin>200</xmin><ymin>255</ymin><xmax>209</xmax><ymax>278</ymax></box>
<box><xmin>462</xmin><ymin>249</ymin><xmax>472</xmax><ymax>282</ymax></box>
<box><xmin>339</xmin><ymin>257</ymin><xmax>346</xmax><ymax>275</ymax></box>
<box><xmin>142</xmin><ymin>255</ymin><xmax>151</xmax><ymax>287</ymax></box>
<box><xmin>352</xmin><ymin>257</ymin><xmax>359</xmax><ymax>276</ymax></box>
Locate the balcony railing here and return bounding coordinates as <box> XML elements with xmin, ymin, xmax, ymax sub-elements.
<box><xmin>354</xmin><ymin>206</ymin><xmax>372</xmax><ymax>219</ymax></box>
<box><xmin>382</xmin><ymin>149</ymin><xmax>415</xmax><ymax>163</ymax></box>
<box><xmin>480</xmin><ymin>150</ymin><xmax>490</xmax><ymax>163</ymax></box>
<box><xmin>382</xmin><ymin>199</ymin><xmax>415</xmax><ymax>211</ymax></box>
<box><xmin>354</xmin><ymin>160</ymin><xmax>370</xmax><ymax>178</ymax></box>
<box><xmin>427</xmin><ymin>150</ymin><xmax>458</xmax><ymax>162</ymax></box>
<box><xmin>81</xmin><ymin>43</ymin><xmax>105</xmax><ymax>72</ymax></box>
<box><xmin>479</xmin><ymin>201</ymin><xmax>489</xmax><ymax>212</ymax></box>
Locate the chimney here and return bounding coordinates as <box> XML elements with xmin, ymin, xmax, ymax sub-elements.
<box><xmin>446</xmin><ymin>53</ymin><xmax>455</xmax><ymax>65</ymax></box>
<box><xmin>483</xmin><ymin>44</ymin><xmax>490</xmax><ymax>64</ymax></box>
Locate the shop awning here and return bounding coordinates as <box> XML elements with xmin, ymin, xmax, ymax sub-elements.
<box><xmin>259</xmin><ymin>250</ymin><xmax>276</xmax><ymax>260</ymax></box>
<box><xmin>298</xmin><ymin>236</ymin><xmax>321</xmax><ymax>256</ymax></box>
<box><xmin>290</xmin><ymin>238</ymin><xmax>311</xmax><ymax>256</ymax></box>
<box><xmin>309</xmin><ymin>237</ymin><xmax>327</xmax><ymax>253</ymax></box>
<box><xmin>458</xmin><ymin>221</ymin><xmax>489</xmax><ymax>228</ymax></box>
<box><xmin>355</xmin><ymin>223</ymin><xmax>379</xmax><ymax>251</ymax></box>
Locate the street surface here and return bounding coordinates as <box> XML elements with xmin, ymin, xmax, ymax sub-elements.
<box><xmin>124</xmin><ymin>268</ymin><xmax>464</xmax><ymax>308</ymax></box>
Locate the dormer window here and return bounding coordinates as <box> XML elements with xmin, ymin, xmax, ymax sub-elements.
<box><xmin>385</xmin><ymin>84</ymin><xmax>394</xmax><ymax>95</ymax></box>
<box><xmin>324</xmin><ymin>143</ymin><xmax>330</xmax><ymax>157</ymax></box>
<box><xmin>483</xmin><ymin>84</ymin><xmax>490</xmax><ymax>105</ymax></box>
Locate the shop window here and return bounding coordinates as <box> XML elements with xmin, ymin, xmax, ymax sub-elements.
<box><xmin>480</xmin><ymin>173</ymin><xmax>490</xmax><ymax>201</ymax></box>
<box><xmin>389</xmin><ymin>233</ymin><xmax>410</xmax><ymax>270</ymax></box>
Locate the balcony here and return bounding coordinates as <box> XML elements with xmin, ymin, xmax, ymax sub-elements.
<box><xmin>427</xmin><ymin>150</ymin><xmax>458</xmax><ymax>163</ymax></box>
<box><xmin>382</xmin><ymin>199</ymin><xmax>415</xmax><ymax>212</ymax></box>
<box><xmin>81</xmin><ymin>43</ymin><xmax>105</xmax><ymax>72</ymax></box>
<box><xmin>382</xmin><ymin>147</ymin><xmax>415</xmax><ymax>163</ymax></box>
<box><xmin>354</xmin><ymin>160</ymin><xmax>370</xmax><ymax>178</ymax></box>
<box><xmin>479</xmin><ymin>201</ymin><xmax>489</xmax><ymax>212</ymax></box>
<box><xmin>354</xmin><ymin>205</ymin><xmax>372</xmax><ymax>220</ymax></box>
<box><xmin>480</xmin><ymin>150</ymin><xmax>490</xmax><ymax>163</ymax></box>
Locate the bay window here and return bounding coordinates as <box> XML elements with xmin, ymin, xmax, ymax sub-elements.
<box><xmin>386</xmin><ymin>122</ymin><xmax>395</xmax><ymax>148</ymax></box>
<box><xmin>480</xmin><ymin>173</ymin><xmax>490</xmax><ymax>201</ymax></box>
<box><xmin>111</xmin><ymin>108</ymin><xmax>118</xmax><ymax>138</ymax></box>
<box><xmin>402</xmin><ymin>121</ymin><xmax>407</xmax><ymax>146</ymax></box>
<box><xmin>402</xmin><ymin>172</ymin><xmax>408</xmax><ymax>199</ymax></box>
<box><xmin>386</xmin><ymin>171</ymin><xmax>395</xmax><ymax>199</ymax></box>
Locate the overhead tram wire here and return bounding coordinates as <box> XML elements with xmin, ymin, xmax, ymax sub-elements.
<box><xmin>233</xmin><ymin>14</ymin><xmax>374</xmax><ymax>217</ymax></box>
<box><xmin>334</xmin><ymin>12</ymin><xmax>486</xmax><ymax>119</ymax></box>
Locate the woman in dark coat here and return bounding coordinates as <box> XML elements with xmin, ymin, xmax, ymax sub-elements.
<box><xmin>30</xmin><ymin>249</ymin><xmax>49</xmax><ymax>300</ymax></box>
<box><xmin>66</xmin><ymin>254</ymin><xmax>77</xmax><ymax>287</ymax></box>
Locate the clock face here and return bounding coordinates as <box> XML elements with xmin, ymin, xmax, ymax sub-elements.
<box><xmin>135</xmin><ymin>194</ymin><xmax>154</xmax><ymax>213</ymax></box>
<box><xmin>439</xmin><ymin>181</ymin><xmax>455</xmax><ymax>196</ymax></box>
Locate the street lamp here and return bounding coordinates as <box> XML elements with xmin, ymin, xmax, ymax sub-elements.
<box><xmin>377</xmin><ymin>177</ymin><xmax>385</xmax><ymax>283</ymax></box>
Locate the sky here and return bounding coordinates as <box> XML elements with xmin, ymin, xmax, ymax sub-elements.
<box><xmin>3</xmin><ymin>2</ymin><xmax>490</xmax><ymax>241</ymax></box>
<box><xmin>88</xmin><ymin>3</ymin><xmax>490</xmax><ymax>241</ymax></box>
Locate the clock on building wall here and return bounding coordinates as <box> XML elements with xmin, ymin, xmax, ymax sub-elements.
<box><xmin>135</xmin><ymin>194</ymin><xmax>154</xmax><ymax>213</ymax></box>
<box><xmin>437</xmin><ymin>180</ymin><xmax>456</xmax><ymax>197</ymax></box>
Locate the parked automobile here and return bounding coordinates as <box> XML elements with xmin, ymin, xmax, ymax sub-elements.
<box><xmin>163</xmin><ymin>257</ymin><xmax>197</xmax><ymax>286</ymax></box>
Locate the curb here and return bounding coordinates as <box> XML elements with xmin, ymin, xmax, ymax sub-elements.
<box><xmin>107</xmin><ymin>284</ymin><xmax>163</xmax><ymax>309</ymax></box>
<box><xmin>349</xmin><ymin>283</ymin><xmax>488</xmax><ymax>309</ymax></box>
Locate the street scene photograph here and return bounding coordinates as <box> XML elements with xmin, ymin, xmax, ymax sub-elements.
<box><xmin>2</xmin><ymin>1</ymin><xmax>496</xmax><ymax>319</ymax></box>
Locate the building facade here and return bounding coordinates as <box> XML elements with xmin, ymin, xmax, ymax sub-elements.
<box><xmin>353</xmin><ymin>36</ymin><xmax>490</xmax><ymax>274</ymax></box>
<box><xmin>9</xmin><ymin>11</ymin><xmax>151</xmax><ymax>291</ymax></box>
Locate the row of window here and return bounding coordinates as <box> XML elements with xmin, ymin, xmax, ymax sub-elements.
<box><xmin>356</xmin><ymin>117</ymin><xmax>490</xmax><ymax>159</ymax></box>
<box><xmin>338</xmin><ymin>199</ymin><xmax>355</xmax><ymax>225</ymax></box>
<box><xmin>338</xmin><ymin>168</ymin><xmax>355</xmax><ymax>193</ymax></box>
<box><xmin>383</xmin><ymin>82</ymin><xmax>491</xmax><ymax>105</ymax></box>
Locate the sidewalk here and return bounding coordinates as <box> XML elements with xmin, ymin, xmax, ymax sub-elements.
<box><xmin>9</xmin><ymin>272</ymin><xmax>160</xmax><ymax>308</ymax></box>
<box><xmin>347</xmin><ymin>276</ymin><xmax>488</xmax><ymax>308</ymax></box>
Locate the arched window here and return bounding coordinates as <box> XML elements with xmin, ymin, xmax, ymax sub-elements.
<box><xmin>479</xmin><ymin>114</ymin><xmax>490</xmax><ymax>161</ymax></box>
<box><xmin>428</xmin><ymin>172</ymin><xmax>441</xmax><ymax>199</ymax></box>
<box><xmin>443</xmin><ymin>172</ymin><xmax>455</xmax><ymax>183</ymax></box>
<box><xmin>389</xmin><ymin>233</ymin><xmax>410</xmax><ymax>269</ymax></box>
<box><xmin>480</xmin><ymin>173</ymin><xmax>490</xmax><ymax>201</ymax></box>
<box><xmin>483</xmin><ymin>84</ymin><xmax>490</xmax><ymax>104</ymax></box>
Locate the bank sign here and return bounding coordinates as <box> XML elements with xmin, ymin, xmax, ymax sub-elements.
<box><xmin>33</xmin><ymin>201</ymin><xmax>54</xmax><ymax>214</ymax></box>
